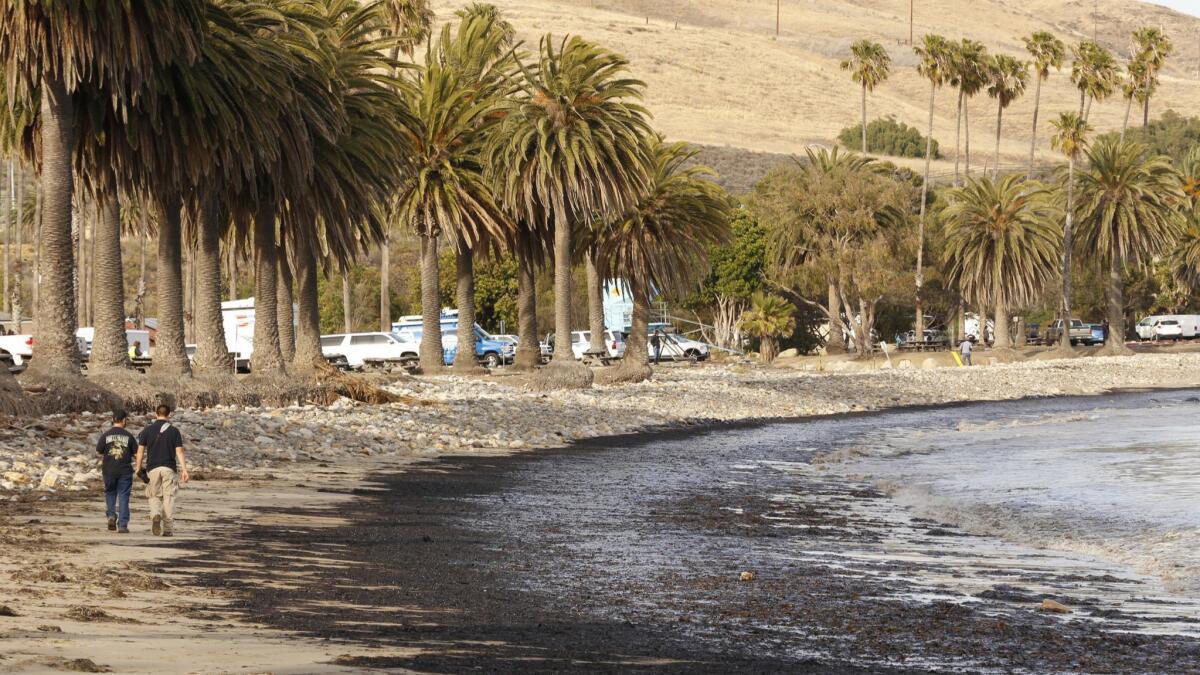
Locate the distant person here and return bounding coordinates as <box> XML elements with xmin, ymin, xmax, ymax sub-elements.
<box><xmin>95</xmin><ymin>409</ymin><xmax>137</xmax><ymax>533</ymax></box>
<box><xmin>129</xmin><ymin>340</ymin><xmax>143</xmax><ymax>360</ymax></box>
<box><xmin>959</xmin><ymin>335</ymin><xmax>974</xmax><ymax>366</ymax></box>
<box><xmin>1102</xmin><ymin>318</ymin><xmax>1110</xmax><ymax>343</ymax></box>
<box><xmin>134</xmin><ymin>404</ymin><xmax>189</xmax><ymax>537</ymax></box>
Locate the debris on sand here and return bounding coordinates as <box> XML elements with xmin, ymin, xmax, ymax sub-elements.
<box><xmin>739</xmin><ymin>571</ymin><xmax>756</xmax><ymax>582</ymax></box>
<box><xmin>58</xmin><ymin>657</ymin><xmax>111</xmax><ymax>673</ymax></box>
<box><xmin>36</xmin><ymin>624</ymin><xmax>62</xmax><ymax>632</ymax></box>
<box><xmin>64</xmin><ymin>606</ymin><xmax>114</xmax><ymax>622</ymax></box>
<box><xmin>0</xmin><ymin>604</ymin><xmax>19</xmax><ymax>616</ymax></box>
<box><xmin>1040</xmin><ymin>599</ymin><xmax>1072</xmax><ymax>614</ymax></box>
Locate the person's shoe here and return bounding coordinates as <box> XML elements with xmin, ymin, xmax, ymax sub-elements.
<box><xmin>151</xmin><ymin>515</ymin><xmax>163</xmax><ymax>536</ymax></box>
<box><xmin>107</xmin><ymin>517</ymin><xmax>116</xmax><ymax>531</ymax></box>
<box><xmin>117</xmin><ymin>527</ymin><xmax>129</xmax><ymax>534</ymax></box>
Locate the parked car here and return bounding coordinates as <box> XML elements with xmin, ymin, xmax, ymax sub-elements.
<box><xmin>1088</xmin><ymin>324</ymin><xmax>1107</xmax><ymax>345</ymax></box>
<box><xmin>649</xmin><ymin>332</ymin><xmax>709</xmax><ymax>362</ymax></box>
<box><xmin>1153</xmin><ymin>319</ymin><xmax>1183</xmax><ymax>341</ymax></box>
<box><xmin>76</xmin><ymin>328</ymin><xmax>152</xmax><ymax>359</ymax></box>
<box><xmin>1044</xmin><ymin>319</ymin><xmax>1092</xmax><ymax>346</ymax></box>
<box><xmin>1135</xmin><ymin>315</ymin><xmax>1165</xmax><ymax>341</ymax></box>
<box><xmin>394</xmin><ymin>312</ymin><xmax>513</xmax><ymax>368</ymax></box>
<box><xmin>321</xmin><ymin>332</ymin><xmax>421</xmax><ymax>369</ymax></box>
<box><xmin>0</xmin><ymin>334</ymin><xmax>33</xmax><ymax>367</ymax></box>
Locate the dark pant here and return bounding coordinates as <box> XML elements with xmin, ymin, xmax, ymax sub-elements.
<box><xmin>962</xmin><ymin>352</ymin><xmax>972</xmax><ymax>366</ymax></box>
<box><xmin>104</xmin><ymin>472</ymin><xmax>133</xmax><ymax>528</ymax></box>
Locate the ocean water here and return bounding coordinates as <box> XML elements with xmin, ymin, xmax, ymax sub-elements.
<box><xmin>818</xmin><ymin>391</ymin><xmax>1200</xmax><ymax>598</ymax></box>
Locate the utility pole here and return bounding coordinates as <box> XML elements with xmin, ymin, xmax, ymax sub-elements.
<box><xmin>910</xmin><ymin>0</ymin><xmax>914</xmax><ymax>45</ymax></box>
<box><xmin>776</xmin><ymin>0</ymin><xmax>780</xmax><ymax>36</ymax></box>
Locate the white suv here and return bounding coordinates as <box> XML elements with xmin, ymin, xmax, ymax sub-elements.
<box><xmin>569</xmin><ymin>330</ymin><xmax>625</xmax><ymax>359</ymax></box>
<box><xmin>321</xmin><ymin>332</ymin><xmax>420</xmax><ymax>368</ymax></box>
<box><xmin>650</xmin><ymin>332</ymin><xmax>709</xmax><ymax>361</ymax></box>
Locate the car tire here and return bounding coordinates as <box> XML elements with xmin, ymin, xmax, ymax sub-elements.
<box><xmin>482</xmin><ymin>352</ymin><xmax>501</xmax><ymax>369</ymax></box>
<box><xmin>684</xmin><ymin>349</ymin><xmax>700</xmax><ymax>363</ymax></box>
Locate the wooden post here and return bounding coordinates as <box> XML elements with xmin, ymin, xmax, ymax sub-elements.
<box><xmin>776</xmin><ymin>0</ymin><xmax>780</xmax><ymax>36</ymax></box>
<box><xmin>909</xmin><ymin>0</ymin><xmax>914</xmax><ymax>45</ymax></box>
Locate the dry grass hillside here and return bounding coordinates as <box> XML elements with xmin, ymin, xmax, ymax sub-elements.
<box><xmin>429</xmin><ymin>0</ymin><xmax>1200</xmax><ymax>190</ymax></box>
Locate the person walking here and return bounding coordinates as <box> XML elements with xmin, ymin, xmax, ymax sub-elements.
<box><xmin>95</xmin><ymin>409</ymin><xmax>137</xmax><ymax>533</ymax></box>
<box><xmin>134</xmin><ymin>404</ymin><xmax>190</xmax><ymax>537</ymax></box>
<box><xmin>651</xmin><ymin>330</ymin><xmax>663</xmax><ymax>364</ymax></box>
<box><xmin>959</xmin><ymin>335</ymin><xmax>974</xmax><ymax>366</ymax></box>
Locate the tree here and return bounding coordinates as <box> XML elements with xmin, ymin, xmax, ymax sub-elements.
<box><xmin>753</xmin><ymin>148</ymin><xmax>915</xmax><ymax>356</ymax></box>
<box><xmin>1050</xmin><ymin>112</ymin><xmax>1091</xmax><ymax>350</ymax></box>
<box><xmin>950</xmin><ymin>39</ymin><xmax>988</xmax><ymax>183</ymax></box>
<box><xmin>739</xmin><ymin>292</ymin><xmax>795</xmax><ymax>363</ymax></box>
<box><xmin>912</xmin><ymin>34</ymin><xmax>954</xmax><ymax>339</ymax></box>
<box><xmin>840</xmin><ymin>40</ymin><xmax>891</xmax><ymax>155</ymax></box>
<box><xmin>689</xmin><ymin>208</ymin><xmax>767</xmax><ymax>350</ymax></box>
<box><xmin>985</xmin><ymin>54</ymin><xmax>1029</xmax><ymax>178</ymax></box>
<box><xmin>0</xmin><ymin>1</ymin><xmax>206</xmax><ymax>378</ymax></box>
<box><xmin>1070</xmin><ymin>39</ymin><xmax>1118</xmax><ymax>122</ymax></box>
<box><xmin>1120</xmin><ymin>57</ymin><xmax>1150</xmax><ymax>142</ymax></box>
<box><xmin>1023</xmin><ymin>31</ymin><xmax>1065</xmax><ymax>175</ymax></box>
<box><xmin>486</xmin><ymin>35</ymin><xmax>652</xmax><ymax>389</ymax></box>
<box><xmin>596</xmin><ymin>137</ymin><xmax>730</xmax><ymax>382</ymax></box>
<box><xmin>943</xmin><ymin>175</ymin><xmax>1060</xmax><ymax>349</ymax></box>
<box><xmin>1131</xmin><ymin>27</ymin><xmax>1173</xmax><ymax>133</ymax></box>
<box><xmin>1171</xmin><ymin>148</ymin><xmax>1200</xmax><ymax>289</ymax></box>
<box><xmin>1073</xmin><ymin>137</ymin><xmax>1185</xmax><ymax>353</ymax></box>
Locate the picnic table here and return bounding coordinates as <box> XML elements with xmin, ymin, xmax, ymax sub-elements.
<box><xmin>897</xmin><ymin>338</ymin><xmax>949</xmax><ymax>352</ymax></box>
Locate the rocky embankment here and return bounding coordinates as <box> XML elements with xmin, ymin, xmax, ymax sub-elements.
<box><xmin>4</xmin><ymin>352</ymin><xmax>1200</xmax><ymax>494</ymax></box>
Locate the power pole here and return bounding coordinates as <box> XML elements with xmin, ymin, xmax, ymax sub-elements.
<box><xmin>776</xmin><ymin>0</ymin><xmax>780</xmax><ymax>36</ymax></box>
<box><xmin>910</xmin><ymin>0</ymin><xmax>914</xmax><ymax>45</ymax></box>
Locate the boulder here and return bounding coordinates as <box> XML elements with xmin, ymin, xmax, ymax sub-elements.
<box><xmin>778</xmin><ymin>348</ymin><xmax>799</xmax><ymax>359</ymax></box>
<box><xmin>1040</xmin><ymin>599</ymin><xmax>1072</xmax><ymax>614</ymax></box>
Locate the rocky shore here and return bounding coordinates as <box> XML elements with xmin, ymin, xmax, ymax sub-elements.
<box><xmin>5</xmin><ymin>351</ymin><xmax>1200</xmax><ymax>494</ymax></box>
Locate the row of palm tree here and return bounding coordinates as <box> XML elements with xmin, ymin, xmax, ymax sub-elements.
<box><xmin>843</xmin><ymin>26</ymin><xmax>1175</xmax><ymax>341</ymax></box>
<box><xmin>0</xmin><ymin>1</ymin><xmax>731</xmax><ymax>395</ymax></box>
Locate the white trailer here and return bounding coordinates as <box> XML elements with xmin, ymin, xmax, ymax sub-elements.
<box><xmin>222</xmin><ymin>298</ymin><xmax>257</xmax><ymax>370</ymax></box>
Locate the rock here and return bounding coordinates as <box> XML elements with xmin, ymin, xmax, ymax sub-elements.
<box><xmin>36</xmin><ymin>624</ymin><xmax>63</xmax><ymax>632</ymax></box>
<box><xmin>3</xmin><ymin>471</ymin><xmax>29</xmax><ymax>485</ymax></box>
<box><xmin>253</xmin><ymin>435</ymin><xmax>274</xmax><ymax>446</ymax></box>
<box><xmin>0</xmin><ymin>604</ymin><xmax>19</xmax><ymax>616</ymax></box>
<box><xmin>739</xmin><ymin>571</ymin><xmax>755</xmax><ymax>582</ymax></box>
<box><xmin>778</xmin><ymin>348</ymin><xmax>799</xmax><ymax>359</ymax></box>
<box><xmin>40</xmin><ymin>467</ymin><xmax>67</xmax><ymax>489</ymax></box>
<box><xmin>1040</xmin><ymin>599</ymin><xmax>1071</xmax><ymax>614</ymax></box>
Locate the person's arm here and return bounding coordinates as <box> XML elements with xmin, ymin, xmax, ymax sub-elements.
<box><xmin>134</xmin><ymin>445</ymin><xmax>145</xmax><ymax>473</ymax></box>
<box><xmin>175</xmin><ymin>447</ymin><xmax>189</xmax><ymax>483</ymax></box>
<box><xmin>96</xmin><ymin>434</ymin><xmax>107</xmax><ymax>457</ymax></box>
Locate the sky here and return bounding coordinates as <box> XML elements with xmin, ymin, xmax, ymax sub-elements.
<box><xmin>1144</xmin><ymin>0</ymin><xmax>1200</xmax><ymax>17</ymax></box>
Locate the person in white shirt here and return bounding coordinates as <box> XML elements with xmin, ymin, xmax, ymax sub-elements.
<box><xmin>959</xmin><ymin>335</ymin><xmax>974</xmax><ymax>366</ymax></box>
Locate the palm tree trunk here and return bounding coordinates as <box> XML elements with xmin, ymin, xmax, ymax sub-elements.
<box><xmin>993</xmin><ymin>276</ymin><xmax>1010</xmax><ymax>349</ymax></box>
<box><xmin>585</xmin><ymin>248</ymin><xmax>607</xmax><ymax>358</ymax></box>
<box><xmin>341</xmin><ymin>269</ymin><xmax>351</xmax><ymax>332</ymax></box>
<box><xmin>1029</xmin><ymin>76</ymin><xmax>1043</xmax><ymax>177</ymax></box>
<box><xmin>1120</xmin><ymin>95</ymin><xmax>1133</xmax><ymax>142</ymax></box>
<box><xmin>1142</xmin><ymin>97</ymin><xmax>1151</xmax><ymax>135</ymax></box>
<box><xmin>1084</xmin><ymin>95</ymin><xmax>1093</xmax><ymax>123</ymax></box>
<box><xmin>276</xmin><ymin>238</ymin><xmax>295</xmax><ymax>364</ymax></box>
<box><xmin>251</xmin><ymin>203</ymin><xmax>284</xmax><ymax>375</ymax></box>
<box><xmin>861</xmin><ymin>84</ymin><xmax>868</xmax><ymax>154</ymax></box>
<box><xmin>609</xmin><ymin>275</ymin><xmax>652</xmax><ymax>383</ymax></box>
<box><xmin>539</xmin><ymin>217</ymin><xmax>593</xmax><ymax>389</ymax></box>
<box><xmin>1106</xmin><ymin>252</ymin><xmax>1127</xmax><ymax>350</ymax></box>
<box><xmin>513</xmin><ymin>240</ymin><xmax>540</xmax><ymax>371</ymax></box>
<box><xmin>452</xmin><ymin>238</ymin><xmax>482</xmax><ymax>372</ymax></box>
<box><xmin>135</xmin><ymin>214</ymin><xmax>146</xmax><ymax>329</ymax></box>
<box><xmin>954</xmin><ymin>89</ymin><xmax>963</xmax><ymax>185</ymax></box>
<box><xmin>993</xmin><ymin>103</ymin><xmax>1003</xmax><ymax>179</ymax></box>
<box><xmin>227</xmin><ymin>243</ymin><xmax>237</xmax><ymax>301</ymax></box>
<box><xmin>28</xmin><ymin>74</ymin><xmax>81</xmax><ymax>377</ymax></box>
<box><xmin>418</xmin><ymin>231</ymin><xmax>444</xmax><ymax>372</ymax></box>
<box><xmin>915</xmin><ymin>82</ymin><xmax>935</xmax><ymax>338</ymax></box>
<box><xmin>4</xmin><ymin>159</ymin><xmax>11</xmax><ymax>315</ymax></box>
<box><xmin>151</xmin><ymin>194</ymin><xmax>190</xmax><ymax>375</ymax></box>
<box><xmin>15</xmin><ymin>164</ymin><xmax>24</xmax><ymax>315</ymax></box>
<box><xmin>32</xmin><ymin>178</ymin><xmax>41</xmax><ymax>320</ymax></box>
<box><xmin>183</xmin><ymin>239</ymin><xmax>193</xmax><ymax>343</ymax></box>
<box><xmin>88</xmin><ymin>169</ymin><xmax>130</xmax><ymax>371</ymax></box>
<box><xmin>1060</xmin><ymin>159</ymin><xmax>1075</xmax><ymax>350</ymax></box>
<box><xmin>379</xmin><ymin>232</ymin><xmax>391</xmax><ymax>332</ymax></box>
<box><xmin>826</xmin><ymin>282</ymin><xmax>845</xmax><ymax>354</ymax></box>
<box><xmin>292</xmin><ymin>234</ymin><xmax>324</xmax><ymax>371</ymax></box>
<box><xmin>192</xmin><ymin>192</ymin><xmax>233</xmax><ymax>376</ymax></box>
<box><xmin>964</xmin><ymin>98</ymin><xmax>972</xmax><ymax>177</ymax></box>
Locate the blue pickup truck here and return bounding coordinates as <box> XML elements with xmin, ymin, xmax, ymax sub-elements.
<box><xmin>393</xmin><ymin>312</ymin><xmax>514</xmax><ymax>368</ymax></box>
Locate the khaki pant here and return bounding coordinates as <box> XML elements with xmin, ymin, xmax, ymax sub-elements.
<box><xmin>146</xmin><ymin>467</ymin><xmax>179</xmax><ymax>533</ymax></box>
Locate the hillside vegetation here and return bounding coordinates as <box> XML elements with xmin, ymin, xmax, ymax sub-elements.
<box><xmin>428</xmin><ymin>0</ymin><xmax>1200</xmax><ymax>177</ymax></box>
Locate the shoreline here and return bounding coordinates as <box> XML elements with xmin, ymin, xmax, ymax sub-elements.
<box><xmin>4</xmin><ymin>355</ymin><xmax>1200</xmax><ymax>672</ymax></box>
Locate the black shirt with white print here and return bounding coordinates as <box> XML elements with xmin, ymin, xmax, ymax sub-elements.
<box><xmin>138</xmin><ymin>419</ymin><xmax>184</xmax><ymax>472</ymax></box>
<box><xmin>95</xmin><ymin>427</ymin><xmax>138</xmax><ymax>477</ymax></box>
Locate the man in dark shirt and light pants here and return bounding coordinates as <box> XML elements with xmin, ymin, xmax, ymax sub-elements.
<box><xmin>95</xmin><ymin>409</ymin><xmax>137</xmax><ymax>533</ymax></box>
<box><xmin>134</xmin><ymin>404</ymin><xmax>190</xmax><ymax>537</ymax></box>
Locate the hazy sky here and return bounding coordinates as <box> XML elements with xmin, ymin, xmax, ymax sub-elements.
<box><xmin>1144</xmin><ymin>0</ymin><xmax>1200</xmax><ymax>17</ymax></box>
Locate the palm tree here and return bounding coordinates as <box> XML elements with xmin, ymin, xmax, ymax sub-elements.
<box><xmin>943</xmin><ymin>175</ymin><xmax>1060</xmax><ymax>349</ymax></box>
<box><xmin>0</xmin><ymin>2</ymin><xmax>206</xmax><ymax>378</ymax></box>
<box><xmin>1074</xmin><ymin>137</ymin><xmax>1185</xmax><ymax>352</ymax></box>
<box><xmin>1023</xmin><ymin>31</ymin><xmax>1065</xmax><ymax>175</ymax></box>
<box><xmin>738</xmin><ymin>292</ymin><xmax>795</xmax><ymax>363</ymax></box>
<box><xmin>950</xmin><ymin>39</ymin><xmax>988</xmax><ymax>183</ymax></box>
<box><xmin>1049</xmin><ymin>112</ymin><xmax>1091</xmax><ymax>351</ymax></box>
<box><xmin>1131</xmin><ymin>27</ymin><xmax>1173</xmax><ymax>132</ymax></box>
<box><xmin>1171</xmin><ymin>148</ymin><xmax>1200</xmax><ymax>289</ymax></box>
<box><xmin>985</xmin><ymin>54</ymin><xmax>1028</xmax><ymax>178</ymax></box>
<box><xmin>394</xmin><ymin>16</ymin><xmax>512</xmax><ymax>373</ymax></box>
<box><xmin>1070</xmin><ymin>39</ymin><xmax>1118</xmax><ymax>122</ymax></box>
<box><xmin>912</xmin><ymin>33</ymin><xmax>954</xmax><ymax>339</ymax></box>
<box><xmin>1120</xmin><ymin>56</ymin><xmax>1150</xmax><ymax>141</ymax></box>
<box><xmin>596</xmin><ymin>138</ymin><xmax>730</xmax><ymax>382</ymax></box>
<box><xmin>840</xmin><ymin>40</ymin><xmax>891</xmax><ymax>154</ymax></box>
<box><xmin>486</xmin><ymin>35</ymin><xmax>652</xmax><ymax>389</ymax></box>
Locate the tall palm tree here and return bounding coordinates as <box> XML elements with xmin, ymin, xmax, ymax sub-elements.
<box><xmin>1171</xmin><ymin>148</ymin><xmax>1200</xmax><ymax>289</ymax></box>
<box><xmin>1074</xmin><ymin>137</ymin><xmax>1185</xmax><ymax>352</ymax></box>
<box><xmin>985</xmin><ymin>54</ymin><xmax>1028</xmax><ymax>178</ymax></box>
<box><xmin>1120</xmin><ymin>56</ymin><xmax>1149</xmax><ymax>141</ymax></box>
<box><xmin>486</xmin><ymin>35</ymin><xmax>652</xmax><ymax>389</ymax></box>
<box><xmin>1023</xmin><ymin>31</ymin><xmax>1065</xmax><ymax>175</ymax></box>
<box><xmin>950</xmin><ymin>39</ymin><xmax>988</xmax><ymax>183</ymax></box>
<box><xmin>597</xmin><ymin>138</ymin><xmax>730</xmax><ymax>382</ymax></box>
<box><xmin>943</xmin><ymin>175</ymin><xmax>1060</xmax><ymax>349</ymax></box>
<box><xmin>1070</xmin><ymin>39</ymin><xmax>1118</xmax><ymax>122</ymax></box>
<box><xmin>912</xmin><ymin>33</ymin><xmax>953</xmax><ymax>339</ymax></box>
<box><xmin>1131</xmin><ymin>27</ymin><xmax>1173</xmax><ymax>132</ymax></box>
<box><xmin>0</xmin><ymin>1</ymin><xmax>206</xmax><ymax>378</ymax></box>
<box><xmin>840</xmin><ymin>39</ymin><xmax>891</xmax><ymax>154</ymax></box>
<box><xmin>1049</xmin><ymin>112</ymin><xmax>1090</xmax><ymax>351</ymax></box>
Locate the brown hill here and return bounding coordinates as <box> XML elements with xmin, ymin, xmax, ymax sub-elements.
<box><xmin>429</xmin><ymin>0</ymin><xmax>1200</xmax><ymax>184</ymax></box>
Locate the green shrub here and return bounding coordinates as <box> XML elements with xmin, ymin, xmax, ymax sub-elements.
<box><xmin>839</xmin><ymin>116</ymin><xmax>940</xmax><ymax>159</ymax></box>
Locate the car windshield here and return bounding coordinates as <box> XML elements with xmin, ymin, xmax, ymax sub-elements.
<box><xmin>1161</xmin><ymin>320</ymin><xmax>1179</xmax><ymax>326</ymax></box>
<box><xmin>1070</xmin><ymin>320</ymin><xmax>1084</xmax><ymax>327</ymax></box>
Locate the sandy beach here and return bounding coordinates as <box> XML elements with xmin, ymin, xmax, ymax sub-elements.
<box><xmin>4</xmin><ymin>351</ymin><xmax>1200</xmax><ymax>673</ymax></box>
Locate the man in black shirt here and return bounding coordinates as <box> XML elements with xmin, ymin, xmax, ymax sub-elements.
<box><xmin>134</xmin><ymin>404</ymin><xmax>190</xmax><ymax>537</ymax></box>
<box><xmin>96</xmin><ymin>409</ymin><xmax>138</xmax><ymax>533</ymax></box>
